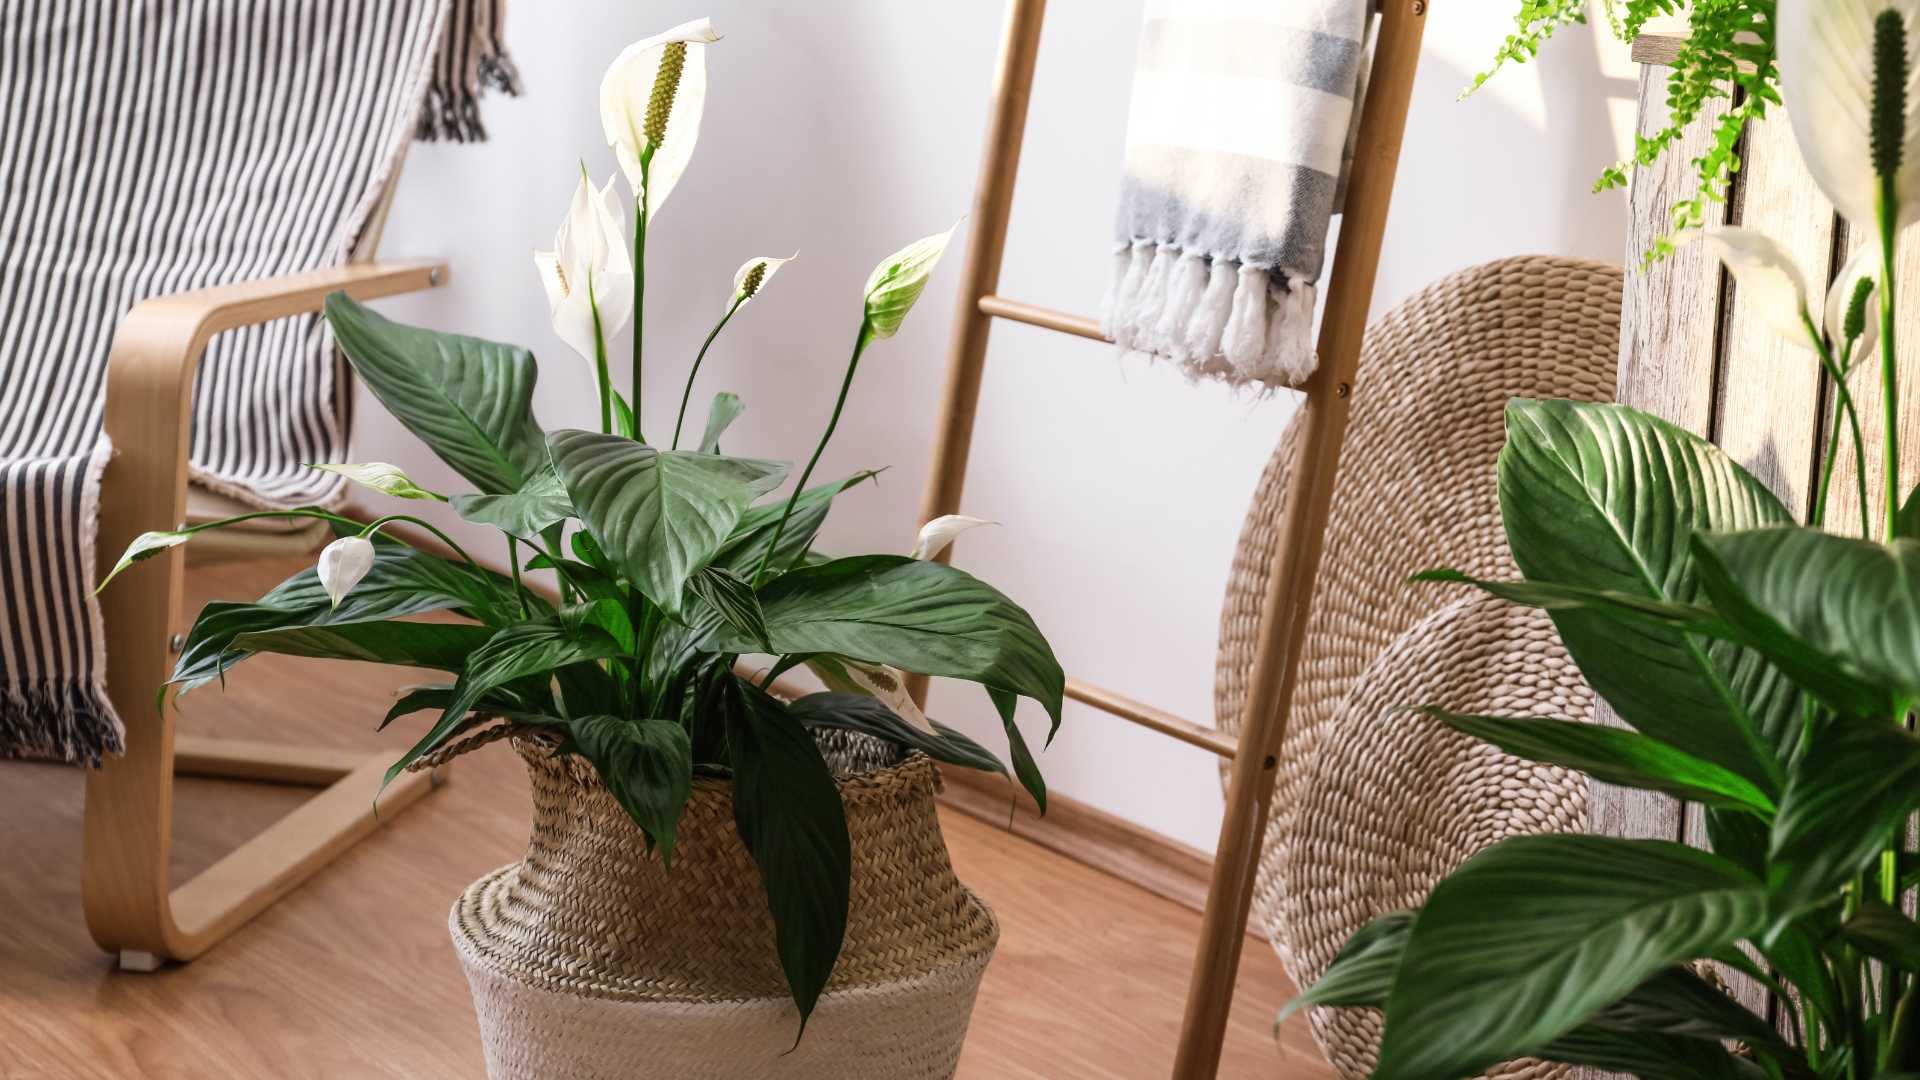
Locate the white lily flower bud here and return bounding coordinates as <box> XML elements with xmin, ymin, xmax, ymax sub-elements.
<box><xmin>1691</xmin><ymin>226</ymin><xmax>1819</xmax><ymax>350</ymax></box>
<box><xmin>863</xmin><ymin>222</ymin><xmax>961</xmax><ymax>341</ymax></box>
<box><xmin>534</xmin><ymin>172</ymin><xmax>634</xmax><ymax>365</ymax></box>
<box><xmin>843</xmin><ymin>660</ymin><xmax>938</xmax><ymax>736</ymax></box>
<box><xmin>911</xmin><ymin>515</ymin><xmax>996</xmax><ymax>561</ymax></box>
<box><xmin>317</xmin><ymin>536</ymin><xmax>377</xmax><ymax>610</ymax></box>
<box><xmin>600</xmin><ymin>18</ymin><xmax>720</xmax><ymax>215</ymax></box>
<box><xmin>1824</xmin><ymin>242</ymin><xmax>1884</xmax><ymax>365</ymax></box>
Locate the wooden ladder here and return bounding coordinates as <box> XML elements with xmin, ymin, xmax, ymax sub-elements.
<box><xmin>908</xmin><ymin>1</ymin><xmax>1431</xmax><ymax>1075</ymax></box>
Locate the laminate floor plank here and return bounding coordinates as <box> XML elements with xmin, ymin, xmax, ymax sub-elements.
<box><xmin>1</xmin><ymin>554</ymin><xmax>1328</xmax><ymax>1080</ymax></box>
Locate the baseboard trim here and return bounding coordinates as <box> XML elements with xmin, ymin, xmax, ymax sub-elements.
<box><xmin>935</xmin><ymin>764</ymin><xmax>1269</xmax><ymax>943</ymax></box>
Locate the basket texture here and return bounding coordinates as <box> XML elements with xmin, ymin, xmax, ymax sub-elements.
<box><xmin>452</xmin><ymin>736</ymin><xmax>999</xmax><ymax>1079</ymax></box>
<box><xmin>1214</xmin><ymin>255</ymin><xmax>1622</xmax><ymax>1077</ymax></box>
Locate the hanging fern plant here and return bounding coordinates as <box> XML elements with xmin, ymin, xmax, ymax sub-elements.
<box><xmin>1472</xmin><ymin>0</ymin><xmax>1781</xmax><ymax>259</ymax></box>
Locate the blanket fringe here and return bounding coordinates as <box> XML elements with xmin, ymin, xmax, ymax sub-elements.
<box><xmin>2</xmin><ymin>680</ymin><xmax>124</xmax><ymax>767</ymax></box>
<box><xmin>416</xmin><ymin>0</ymin><xmax>524</xmax><ymax>143</ymax></box>
<box><xmin>1101</xmin><ymin>243</ymin><xmax>1317</xmax><ymax>391</ymax></box>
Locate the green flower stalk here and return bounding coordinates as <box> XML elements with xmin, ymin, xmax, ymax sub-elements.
<box><xmin>673</xmin><ymin>255</ymin><xmax>794</xmax><ymax>450</ymax></box>
<box><xmin>1874</xmin><ymin>8</ymin><xmax>1906</xmax><ymax>541</ymax></box>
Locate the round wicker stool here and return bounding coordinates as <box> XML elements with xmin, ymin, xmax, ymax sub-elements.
<box><xmin>452</xmin><ymin>738</ymin><xmax>998</xmax><ymax>1080</ymax></box>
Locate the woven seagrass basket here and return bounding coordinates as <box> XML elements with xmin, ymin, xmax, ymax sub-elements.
<box><xmin>451</xmin><ymin>733</ymin><xmax>999</xmax><ymax>1080</ymax></box>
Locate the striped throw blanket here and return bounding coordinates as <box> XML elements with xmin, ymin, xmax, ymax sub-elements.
<box><xmin>1104</xmin><ymin>0</ymin><xmax>1371</xmax><ymax>391</ymax></box>
<box><xmin>0</xmin><ymin>0</ymin><xmax>515</xmax><ymax>764</ymax></box>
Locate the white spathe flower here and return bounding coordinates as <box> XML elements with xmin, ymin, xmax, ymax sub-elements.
<box><xmin>911</xmin><ymin>515</ymin><xmax>995</xmax><ymax>561</ymax></box>
<box><xmin>863</xmin><ymin>222</ymin><xmax>961</xmax><ymax>340</ymax></box>
<box><xmin>1824</xmin><ymin>242</ymin><xmax>1885</xmax><ymax>363</ymax></box>
<box><xmin>600</xmin><ymin>18</ymin><xmax>720</xmax><ymax>216</ymax></box>
<box><xmin>533</xmin><ymin>172</ymin><xmax>633</xmax><ymax>365</ymax></box>
<box><xmin>1692</xmin><ymin>226</ymin><xmax>1820</xmax><ymax>350</ymax></box>
<box><xmin>842</xmin><ymin>660</ymin><xmax>937</xmax><ymax>735</ymax></box>
<box><xmin>1778</xmin><ymin>0</ymin><xmax>1920</xmax><ymax>228</ymax></box>
<box><xmin>731</xmin><ymin>253</ymin><xmax>795</xmax><ymax>304</ymax></box>
<box><xmin>317</xmin><ymin>536</ymin><xmax>376</xmax><ymax>610</ymax></box>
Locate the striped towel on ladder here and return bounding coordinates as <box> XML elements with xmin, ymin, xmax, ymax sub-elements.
<box><xmin>1104</xmin><ymin>0</ymin><xmax>1372</xmax><ymax>392</ymax></box>
<box><xmin>0</xmin><ymin>0</ymin><xmax>516</xmax><ymax>765</ymax></box>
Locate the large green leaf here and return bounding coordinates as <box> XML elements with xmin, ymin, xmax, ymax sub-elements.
<box><xmin>739</xmin><ymin>555</ymin><xmax>1064</xmax><ymax>735</ymax></box>
<box><xmin>723</xmin><ymin>676</ymin><xmax>851</xmax><ymax>1030</ymax></box>
<box><xmin>1498</xmin><ymin>399</ymin><xmax>1791</xmax><ymax>793</ymax></box>
<box><xmin>1373</xmin><ymin>833</ymin><xmax>1766</xmax><ymax>1080</ymax></box>
<box><xmin>712</xmin><ymin>471</ymin><xmax>881</xmax><ymax>578</ymax></box>
<box><xmin>451</xmin><ymin>468</ymin><xmax>575</xmax><ymax>540</ymax></box>
<box><xmin>698</xmin><ymin>392</ymin><xmax>745</xmax><ymax>454</ymax></box>
<box><xmin>1767</xmin><ymin>719</ymin><xmax>1920</xmax><ymax>927</ymax></box>
<box><xmin>1417</xmin><ymin>709</ymin><xmax>1775</xmax><ymax>815</ymax></box>
<box><xmin>1841</xmin><ymin>898</ymin><xmax>1920</xmax><ymax>972</ymax></box>
<box><xmin>1281</xmin><ymin>908</ymin><xmax>1414</xmax><ymax>1021</ymax></box>
<box><xmin>548</xmin><ymin>430</ymin><xmax>788</xmax><ymax>617</ymax></box>
<box><xmin>989</xmin><ymin>686</ymin><xmax>1047</xmax><ymax>813</ymax></box>
<box><xmin>232</xmin><ymin>621</ymin><xmax>496</xmax><ymax>672</ymax></box>
<box><xmin>784</xmin><ymin>691</ymin><xmax>1009</xmax><ymax>777</ymax></box>
<box><xmin>685</xmin><ymin>566</ymin><xmax>770</xmax><ymax>652</ymax></box>
<box><xmin>1695</xmin><ymin>527</ymin><xmax>1919</xmax><ymax>710</ymax></box>
<box><xmin>1533</xmin><ymin>1025</ymin><xmax>1760</xmax><ymax>1080</ymax></box>
<box><xmin>1580</xmin><ymin>964</ymin><xmax>1783</xmax><ymax>1048</ymax></box>
<box><xmin>325</xmin><ymin>292</ymin><xmax>545</xmax><ymax>496</ymax></box>
<box><xmin>571</xmin><ymin>715</ymin><xmax>693</xmax><ymax>868</ymax></box>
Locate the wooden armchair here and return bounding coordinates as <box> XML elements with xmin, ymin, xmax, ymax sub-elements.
<box><xmin>86</xmin><ymin>261</ymin><xmax>448</xmax><ymax>969</ymax></box>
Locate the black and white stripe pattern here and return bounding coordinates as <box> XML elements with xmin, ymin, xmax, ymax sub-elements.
<box><xmin>1</xmin><ymin>0</ymin><xmax>513</xmax><ymax>763</ymax></box>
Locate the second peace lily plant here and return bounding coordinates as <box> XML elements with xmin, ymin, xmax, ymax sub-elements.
<box><xmin>105</xmin><ymin>18</ymin><xmax>1063</xmax><ymax>1028</ymax></box>
<box><xmin>1288</xmin><ymin>3</ymin><xmax>1920</xmax><ymax>1080</ymax></box>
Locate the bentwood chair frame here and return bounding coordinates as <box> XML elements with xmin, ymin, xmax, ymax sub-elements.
<box><xmin>905</xmin><ymin>0</ymin><xmax>1432</xmax><ymax>1075</ymax></box>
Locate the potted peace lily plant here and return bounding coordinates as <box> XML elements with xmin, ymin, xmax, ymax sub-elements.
<box><xmin>102</xmin><ymin>18</ymin><xmax>1060</xmax><ymax>1077</ymax></box>
<box><xmin>1286</xmin><ymin>4</ymin><xmax>1920</xmax><ymax>1080</ymax></box>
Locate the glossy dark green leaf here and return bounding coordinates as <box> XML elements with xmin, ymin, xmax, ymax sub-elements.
<box><xmin>1899</xmin><ymin>484</ymin><xmax>1920</xmax><ymax>541</ymax></box>
<box><xmin>390</xmin><ymin>619</ymin><xmax>626</xmax><ymax>783</ymax></box>
<box><xmin>1281</xmin><ymin>908</ymin><xmax>1414</xmax><ymax>1021</ymax></box>
<box><xmin>1695</xmin><ymin>527</ymin><xmax>1917</xmax><ymax>712</ymax></box>
<box><xmin>1412</xmin><ymin>569</ymin><xmax>1724</xmax><ymax>631</ymax></box>
<box><xmin>739</xmin><ymin>555</ymin><xmax>1064</xmax><ymax>737</ymax></box>
<box><xmin>723</xmin><ymin>676</ymin><xmax>850</xmax><ymax>1029</ymax></box>
<box><xmin>685</xmin><ymin>566</ymin><xmax>770</xmax><ymax>652</ymax></box>
<box><xmin>1416</xmin><ymin>708</ymin><xmax>1775</xmax><ymax>815</ymax></box>
<box><xmin>699</xmin><ymin>392</ymin><xmax>745</xmax><ymax>454</ymax></box>
<box><xmin>1768</xmin><ymin>720</ymin><xmax>1920</xmax><ymax>927</ymax></box>
<box><xmin>988</xmin><ymin>686</ymin><xmax>1046</xmax><ymax>813</ymax></box>
<box><xmin>571</xmin><ymin>714</ymin><xmax>693</xmax><ymax>868</ymax></box>
<box><xmin>561</xmin><ymin>598</ymin><xmax>635</xmax><ymax>654</ymax></box>
<box><xmin>325</xmin><ymin>292</ymin><xmax>545</xmax><ymax>496</ymax></box>
<box><xmin>784</xmin><ymin>691</ymin><xmax>1008</xmax><ymax>777</ymax></box>
<box><xmin>1533</xmin><ymin>1025</ymin><xmax>1760</xmax><ymax>1080</ymax></box>
<box><xmin>232</xmin><ymin>621</ymin><xmax>496</xmax><ymax>672</ymax></box>
<box><xmin>451</xmin><ymin>468</ymin><xmax>574</xmax><ymax>540</ymax></box>
<box><xmin>712</xmin><ymin>471</ymin><xmax>882</xmax><ymax>578</ymax></box>
<box><xmin>1841</xmin><ymin>899</ymin><xmax>1920</xmax><ymax>971</ymax></box>
<box><xmin>1373</xmin><ymin>833</ymin><xmax>1765</xmax><ymax>1080</ymax></box>
<box><xmin>1581</xmin><ymin>964</ymin><xmax>1782</xmax><ymax>1049</ymax></box>
<box><xmin>1498</xmin><ymin>399</ymin><xmax>1789</xmax><ymax>794</ymax></box>
<box><xmin>548</xmin><ymin>429</ymin><xmax>788</xmax><ymax>617</ymax></box>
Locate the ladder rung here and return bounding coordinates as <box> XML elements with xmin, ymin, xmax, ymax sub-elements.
<box><xmin>1065</xmin><ymin>677</ymin><xmax>1237</xmax><ymax>757</ymax></box>
<box><xmin>978</xmin><ymin>295</ymin><xmax>1108</xmax><ymax>341</ymax></box>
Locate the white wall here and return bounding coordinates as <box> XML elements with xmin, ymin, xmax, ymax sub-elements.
<box><xmin>358</xmin><ymin>0</ymin><xmax>1631</xmax><ymax>853</ymax></box>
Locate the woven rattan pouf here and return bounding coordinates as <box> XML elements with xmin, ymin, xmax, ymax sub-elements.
<box><xmin>451</xmin><ymin>738</ymin><xmax>999</xmax><ymax>1080</ymax></box>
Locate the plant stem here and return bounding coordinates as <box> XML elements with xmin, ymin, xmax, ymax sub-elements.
<box><xmin>591</xmin><ymin>295</ymin><xmax>612</xmax><ymax>435</ymax></box>
<box><xmin>507</xmin><ymin>536</ymin><xmax>529</xmax><ymax>618</ymax></box>
<box><xmin>1808</xmin><ymin>323</ymin><xmax>1872</xmax><ymax>536</ymax></box>
<box><xmin>632</xmin><ymin>152</ymin><xmax>654</xmax><ymax>445</ymax></box>
<box><xmin>1881</xmin><ymin>176</ymin><xmax>1901</xmax><ymax>543</ymax></box>
<box><xmin>752</xmin><ymin>324</ymin><xmax>873</xmax><ymax>588</ymax></box>
<box><xmin>356</xmin><ymin>514</ymin><xmax>505</xmax><ymax>606</ymax></box>
<box><xmin>673</xmin><ymin>296</ymin><xmax>744</xmax><ymax>450</ymax></box>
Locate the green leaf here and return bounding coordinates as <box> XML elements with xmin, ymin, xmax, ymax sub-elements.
<box><xmin>612</xmin><ymin>389</ymin><xmax>636</xmax><ymax>440</ymax></box>
<box><xmin>723</xmin><ymin>676</ymin><xmax>851</xmax><ymax>1030</ymax></box>
<box><xmin>989</xmin><ymin>686</ymin><xmax>1046</xmax><ymax>814</ymax></box>
<box><xmin>547</xmin><ymin>429</ymin><xmax>788</xmax><ymax>617</ymax></box>
<box><xmin>560</xmin><ymin>598</ymin><xmax>635</xmax><ymax>654</ymax></box>
<box><xmin>1415</xmin><ymin>708</ymin><xmax>1775</xmax><ymax>816</ymax></box>
<box><xmin>232</xmin><ymin>621</ymin><xmax>496</xmax><ymax>672</ymax></box>
<box><xmin>1281</xmin><ymin>908</ymin><xmax>1414</xmax><ymax>1021</ymax></box>
<box><xmin>307</xmin><ymin>461</ymin><xmax>447</xmax><ymax>501</ymax></box>
<box><xmin>784</xmin><ymin>691</ymin><xmax>1009</xmax><ymax>777</ymax></box>
<box><xmin>325</xmin><ymin>292</ymin><xmax>546</xmax><ymax>496</ymax></box>
<box><xmin>1373</xmin><ymin>834</ymin><xmax>1766</xmax><ymax>1080</ymax></box>
<box><xmin>100</xmin><ymin>528</ymin><xmax>194</xmax><ymax>590</ymax></box>
<box><xmin>1533</xmin><ymin>1025</ymin><xmax>1760</xmax><ymax>1080</ymax></box>
<box><xmin>685</xmin><ymin>566</ymin><xmax>771</xmax><ymax>652</ymax></box>
<box><xmin>1581</xmin><ymin>964</ymin><xmax>1783</xmax><ymax>1049</ymax></box>
<box><xmin>1899</xmin><ymin>483</ymin><xmax>1920</xmax><ymax>541</ymax></box>
<box><xmin>740</xmin><ymin>555</ymin><xmax>1064</xmax><ymax>737</ymax></box>
<box><xmin>1841</xmin><ymin>898</ymin><xmax>1920</xmax><ymax>971</ymax></box>
<box><xmin>451</xmin><ymin>468</ymin><xmax>574</xmax><ymax>540</ymax></box>
<box><xmin>698</xmin><ymin>392</ymin><xmax>745</xmax><ymax>454</ymax></box>
<box><xmin>571</xmin><ymin>715</ymin><xmax>693</xmax><ymax>868</ymax></box>
<box><xmin>712</xmin><ymin>471</ymin><xmax>881</xmax><ymax>578</ymax></box>
<box><xmin>1768</xmin><ymin>720</ymin><xmax>1920</xmax><ymax>927</ymax></box>
<box><xmin>1412</xmin><ymin>569</ymin><xmax>1724</xmax><ymax>632</ymax></box>
<box><xmin>392</xmin><ymin>619</ymin><xmax>626</xmax><ymax>782</ymax></box>
<box><xmin>1695</xmin><ymin>527</ymin><xmax>1917</xmax><ymax>711</ymax></box>
<box><xmin>1498</xmin><ymin>399</ymin><xmax>1790</xmax><ymax>795</ymax></box>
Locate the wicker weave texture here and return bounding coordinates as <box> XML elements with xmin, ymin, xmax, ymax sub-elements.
<box><xmin>452</xmin><ymin>739</ymin><xmax>998</xmax><ymax>1078</ymax></box>
<box><xmin>1213</xmin><ymin>255</ymin><xmax>1621</xmax><ymax>1074</ymax></box>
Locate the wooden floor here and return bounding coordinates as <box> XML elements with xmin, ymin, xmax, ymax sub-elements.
<box><xmin>1</xmin><ymin>554</ymin><xmax>1335</xmax><ymax>1080</ymax></box>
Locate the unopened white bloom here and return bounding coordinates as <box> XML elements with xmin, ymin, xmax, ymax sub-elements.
<box><xmin>842</xmin><ymin>660</ymin><xmax>937</xmax><ymax>735</ymax></box>
<box><xmin>863</xmin><ymin>222</ymin><xmax>961</xmax><ymax>340</ymax></box>
<box><xmin>533</xmin><ymin>173</ymin><xmax>633</xmax><ymax>365</ymax></box>
<box><xmin>1690</xmin><ymin>226</ymin><xmax>1819</xmax><ymax>350</ymax></box>
<box><xmin>308</xmin><ymin>462</ymin><xmax>445</xmax><ymax>501</ymax></box>
<box><xmin>911</xmin><ymin>515</ymin><xmax>995</xmax><ymax>561</ymax></box>
<box><xmin>318</xmin><ymin>536</ymin><xmax>377</xmax><ymax>609</ymax></box>
<box><xmin>1824</xmin><ymin>243</ymin><xmax>1884</xmax><ymax>363</ymax></box>
<box><xmin>600</xmin><ymin>18</ymin><xmax>720</xmax><ymax>216</ymax></box>
<box><xmin>731</xmin><ymin>253</ymin><xmax>795</xmax><ymax>304</ymax></box>
<box><xmin>1778</xmin><ymin>0</ymin><xmax>1920</xmax><ymax>228</ymax></box>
